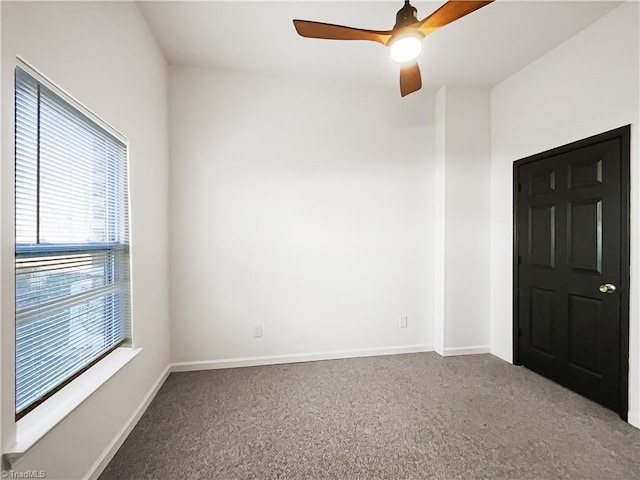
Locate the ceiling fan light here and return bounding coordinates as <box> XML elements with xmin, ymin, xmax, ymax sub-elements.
<box><xmin>389</xmin><ymin>36</ymin><xmax>422</xmax><ymax>63</ymax></box>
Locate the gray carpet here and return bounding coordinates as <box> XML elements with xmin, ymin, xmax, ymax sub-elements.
<box><xmin>100</xmin><ymin>353</ymin><xmax>640</xmax><ymax>479</ymax></box>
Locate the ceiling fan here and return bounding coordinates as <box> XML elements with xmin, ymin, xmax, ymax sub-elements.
<box><xmin>293</xmin><ymin>0</ymin><xmax>494</xmax><ymax>97</ymax></box>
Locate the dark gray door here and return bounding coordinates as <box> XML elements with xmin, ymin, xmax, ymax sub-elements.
<box><xmin>514</xmin><ymin>126</ymin><xmax>629</xmax><ymax>417</ymax></box>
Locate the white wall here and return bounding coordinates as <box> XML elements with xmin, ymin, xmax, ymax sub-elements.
<box><xmin>1</xmin><ymin>1</ymin><xmax>170</xmax><ymax>477</ymax></box>
<box><xmin>434</xmin><ymin>86</ymin><xmax>491</xmax><ymax>355</ymax></box>
<box><xmin>169</xmin><ymin>67</ymin><xmax>435</xmax><ymax>364</ymax></box>
<box><xmin>490</xmin><ymin>2</ymin><xmax>640</xmax><ymax>425</ymax></box>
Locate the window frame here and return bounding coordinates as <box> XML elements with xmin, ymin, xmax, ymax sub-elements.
<box><xmin>12</xmin><ymin>58</ymin><xmax>134</xmax><ymax>422</ymax></box>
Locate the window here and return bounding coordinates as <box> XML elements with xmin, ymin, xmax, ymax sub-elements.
<box><xmin>14</xmin><ymin>66</ymin><xmax>131</xmax><ymax>419</ymax></box>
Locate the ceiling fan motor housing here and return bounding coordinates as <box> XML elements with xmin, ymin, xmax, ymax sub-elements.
<box><xmin>394</xmin><ymin>0</ymin><xmax>418</xmax><ymax>29</ymax></box>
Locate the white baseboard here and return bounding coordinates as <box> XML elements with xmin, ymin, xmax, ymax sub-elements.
<box><xmin>171</xmin><ymin>344</ymin><xmax>434</xmax><ymax>372</ymax></box>
<box><xmin>441</xmin><ymin>345</ymin><xmax>491</xmax><ymax>357</ymax></box>
<box><xmin>628</xmin><ymin>412</ymin><xmax>640</xmax><ymax>429</ymax></box>
<box><xmin>85</xmin><ymin>365</ymin><xmax>171</xmax><ymax>480</ymax></box>
<box><xmin>490</xmin><ymin>347</ymin><xmax>513</xmax><ymax>363</ymax></box>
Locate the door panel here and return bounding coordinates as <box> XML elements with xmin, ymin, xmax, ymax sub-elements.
<box><xmin>515</xmin><ymin>127</ymin><xmax>629</xmax><ymax>417</ymax></box>
<box><xmin>530</xmin><ymin>205</ymin><xmax>555</xmax><ymax>268</ymax></box>
<box><xmin>567</xmin><ymin>294</ymin><xmax>601</xmax><ymax>375</ymax></box>
<box><xmin>529</xmin><ymin>287</ymin><xmax>554</xmax><ymax>355</ymax></box>
<box><xmin>568</xmin><ymin>199</ymin><xmax>602</xmax><ymax>274</ymax></box>
<box><xmin>568</xmin><ymin>158</ymin><xmax>602</xmax><ymax>189</ymax></box>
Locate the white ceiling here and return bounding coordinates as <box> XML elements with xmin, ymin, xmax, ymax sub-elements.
<box><xmin>138</xmin><ymin>1</ymin><xmax>621</xmax><ymax>89</ymax></box>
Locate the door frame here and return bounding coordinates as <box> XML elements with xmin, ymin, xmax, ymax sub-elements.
<box><xmin>512</xmin><ymin>125</ymin><xmax>631</xmax><ymax>420</ymax></box>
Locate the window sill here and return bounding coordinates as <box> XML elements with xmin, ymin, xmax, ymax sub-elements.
<box><xmin>6</xmin><ymin>347</ymin><xmax>142</xmax><ymax>456</ymax></box>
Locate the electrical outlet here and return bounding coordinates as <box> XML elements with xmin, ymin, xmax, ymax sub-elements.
<box><xmin>399</xmin><ymin>316</ymin><xmax>408</xmax><ymax>328</ymax></box>
<box><xmin>253</xmin><ymin>324</ymin><xmax>262</xmax><ymax>338</ymax></box>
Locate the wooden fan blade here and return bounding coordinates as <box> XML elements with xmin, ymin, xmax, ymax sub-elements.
<box><xmin>400</xmin><ymin>63</ymin><xmax>422</xmax><ymax>97</ymax></box>
<box><xmin>417</xmin><ymin>0</ymin><xmax>493</xmax><ymax>36</ymax></box>
<box><xmin>293</xmin><ymin>20</ymin><xmax>393</xmax><ymax>46</ymax></box>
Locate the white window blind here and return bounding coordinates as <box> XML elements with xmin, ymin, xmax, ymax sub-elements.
<box><xmin>14</xmin><ymin>66</ymin><xmax>131</xmax><ymax>418</ymax></box>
